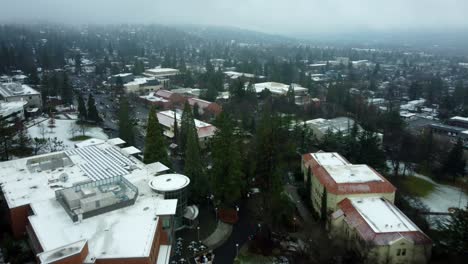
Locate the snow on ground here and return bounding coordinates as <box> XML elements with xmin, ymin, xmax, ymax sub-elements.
<box><xmin>28</xmin><ymin>119</ymin><xmax>108</xmax><ymax>150</ymax></box>
<box><xmin>411</xmin><ymin>172</ymin><xmax>467</xmax><ymax>213</ymax></box>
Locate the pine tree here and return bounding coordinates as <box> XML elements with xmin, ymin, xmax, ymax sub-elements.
<box><xmin>61</xmin><ymin>73</ymin><xmax>73</xmax><ymax>105</ymax></box>
<box><xmin>77</xmin><ymin>95</ymin><xmax>87</xmax><ymax>121</ymax></box>
<box><xmin>193</xmin><ymin>103</ymin><xmax>200</xmax><ymax>119</ymax></box>
<box><xmin>183</xmin><ymin>112</ymin><xmax>207</xmax><ymax>202</ymax></box>
<box><xmin>0</xmin><ymin>119</ymin><xmax>15</xmax><ymax>160</ymax></box>
<box><xmin>306</xmin><ymin>168</ymin><xmax>312</xmax><ymax>202</ymax></box>
<box><xmin>443</xmin><ymin>139</ymin><xmax>466</xmax><ymax>180</ymax></box>
<box><xmin>87</xmin><ymin>94</ymin><xmax>101</xmax><ymax>123</ymax></box>
<box><xmin>321</xmin><ymin>186</ymin><xmax>327</xmax><ymax>220</ymax></box>
<box><xmin>144</xmin><ymin>106</ymin><xmax>170</xmax><ymax>166</ymax></box>
<box><xmin>179</xmin><ymin>102</ymin><xmax>192</xmax><ymax>154</ymax></box>
<box><xmin>211</xmin><ymin>113</ymin><xmax>243</xmax><ymax>206</ymax></box>
<box><xmin>436</xmin><ymin>207</ymin><xmax>468</xmax><ymax>255</ymax></box>
<box><xmin>173</xmin><ymin>110</ymin><xmax>179</xmax><ymax>144</ymax></box>
<box><xmin>287</xmin><ymin>85</ymin><xmax>296</xmax><ymax>105</ymax></box>
<box><xmin>118</xmin><ymin>97</ymin><xmax>135</xmax><ymax>146</ymax></box>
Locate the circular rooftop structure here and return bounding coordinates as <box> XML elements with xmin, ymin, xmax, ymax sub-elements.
<box><xmin>148</xmin><ymin>173</ymin><xmax>190</xmax><ymax>192</ymax></box>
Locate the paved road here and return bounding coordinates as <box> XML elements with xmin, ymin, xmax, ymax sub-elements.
<box><xmin>213</xmin><ymin>201</ymin><xmax>257</xmax><ymax>264</ymax></box>
<box><xmin>284</xmin><ymin>184</ymin><xmax>314</xmax><ymax>224</ymax></box>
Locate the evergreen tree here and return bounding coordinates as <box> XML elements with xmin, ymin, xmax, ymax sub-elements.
<box><xmin>436</xmin><ymin>207</ymin><xmax>468</xmax><ymax>256</ymax></box>
<box><xmin>13</xmin><ymin>122</ymin><xmax>32</xmax><ymax>157</ymax></box>
<box><xmin>211</xmin><ymin>113</ymin><xmax>243</xmax><ymax>206</ymax></box>
<box><xmin>61</xmin><ymin>73</ymin><xmax>73</xmax><ymax>105</ymax></box>
<box><xmin>173</xmin><ymin>110</ymin><xmax>179</xmax><ymax>144</ymax></box>
<box><xmin>87</xmin><ymin>94</ymin><xmax>101</xmax><ymax>123</ymax></box>
<box><xmin>143</xmin><ymin>106</ymin><xmax>170</xmax><ymax>166</ymax></box>
<box><xmin>321</xmin><ymin>186</ymin><xmax>327</xmax><ymax>220</ymax></box>
<box><xmin>179</xmin><ymin>102</ymin><xmax>192</xmax><ymax>154</ymax></box>
<box><xmin>0</xmin><ymin>119</ymin><xmax>15</xmax><ymax>160</ymax></box>
<box><xmin>74</xmin><ymin>53</ymin><xmax>82</xmax><ymax>74</ymax></box>
<box><xmin>193</xmin><ymin>103</ymin><xmax>200</xmax><ymax>119</ymax></box>
<box><xmin>77</xmin><ymin>94</ymin><xmax>87</xmax><ymax>121</ymax></box>
<box><xmin>306</xmin><ymin>168</ymin><xmax>312</xmax><ymax>202</ymax></box>
<box><xmin>184</xmin><ymin>110</ymin><xmax>208</xmax><ymax>202</ymax></box>
<box><xmin>287</xmin><ymin>85</ymin><xmax>296</xmax><ymax>105</ymax></box>
<box><xmin>443</xmin><ymin>139</ymin><xmax>466</xmax><ymax>179</ymax></box>
<box><xmin>118</xmin><ymin>97</ymin><xmax>135</xmax><ymax>146</ymax></box>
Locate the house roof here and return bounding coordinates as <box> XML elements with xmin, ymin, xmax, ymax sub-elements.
<box><xmin>337</xmin><ymin>198</ymin><xmax>432</xmax><ymax>246</ymax></box>
<box><xmin>302</xmin><ymin>152</ymin><xmax>396</xmax><ymax>195</ymax></box>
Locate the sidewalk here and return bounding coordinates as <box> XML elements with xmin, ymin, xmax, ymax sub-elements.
<box><xmin>202</xmin><ymin>221</ymin><xmax>233</xmax><ymax>249</ymax></box>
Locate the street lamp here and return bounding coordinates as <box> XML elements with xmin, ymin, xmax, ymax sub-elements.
<box><xmin>215</xmin><ymin>207</ymin><xmax>218</xmax><ymax>221</ymax></box>
<box><xmin>235</xmin><ymin>243</ymin><xmax>239</xmax><ymax>257</ymax></box>
<box><xmin>293</xmin><ymin>217</ymin><xmax>297</xmax><ymax>233</ymax></box>
<box><xmin>197</xmin><ymin>226</ymin><xmax>200</xmax><ymax>243</ymax></box>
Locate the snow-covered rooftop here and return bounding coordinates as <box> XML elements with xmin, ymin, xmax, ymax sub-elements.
<box><xmin>450</xmin><ymin>116</ymin><xmax>468</xmax><ymax>123</ymax></box>
<box><xmin>349</xmin><ymin>197</ymin><xmax>418</xmax><ymax>233</ymax></box>
<box><xmin>0</xmin><ymin>100</ymin><xmax>26</xmax><ymax>117</ymax></box>
<box><xmin>0</xmin><ymin>141</ymin><xmax>177</xmax><ymax>261</ymax></box>
<box><xmin>0</xmin><ymin>82</ymin><xmax>40</xmax><ymax>97</ymax></box>
<box><xmin>254</xmin><ymin>82</ymin><xmax>307</xmax><ymax>95</ymax></box>
<box><xmin>157</xmin><ymin>110</ymin><xmax>217</xmax><ymax>139</ymax></box>
<box><xmin>323</xmin><ymin>165</ymin><xmax>384</xmax><ymax>184</ymax></box>
<box><xmin>312</xmin><ymin>152</ymin><xmax>349</xmax><ymax>166</ymax></box>
<box><xmin>144</xmin><ymin>68</ymin><xmax>180</xmax><ymax>77</ymax></box>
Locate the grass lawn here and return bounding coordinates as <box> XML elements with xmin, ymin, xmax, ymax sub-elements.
<box><xmin>69</xmin><ymin>135</ymin><xmax>92</xmax><ymax>141</ymax></box>
<box><xmin>401</xmin><ymin>176</ymin><xmax>436</xmax><ymax>197</ymax></box>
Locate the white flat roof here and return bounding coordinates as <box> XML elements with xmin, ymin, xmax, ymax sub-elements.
<box><xmin>323</xmin><ymin>165</ymin><xmax>383</xmax><ymax>184</ymax></box>
<box><xmin>451</xmin><ymin>116</ymin><xmax>468</xmax><ymax>123</ymax></box>
<box><xmin>349</xmin><ymin>197</ymin><xmax>418</xmax><ymax>233</ymax></box>
<box><xmin>312</xmin><ymin>152</ymin><xmax>349</xmax><ymax>166</ymax></box>
<box><xmin>122</xmin><ymin>146</ymin><xmax>141</xmax><ymax>155</ymax></box>
<box><xmin>149</xmin><ymin>174</ymin><xmax>190</xmax><ymax>192</ymax></box>
<box><xmin>107</xmin><ymin>138</ymin><xmax>126</xmax><ymax>146</ymax></box>
<box><xmin>74</xmin><ymin>138</ymin><xmax>106</xmax><ymax>148</ymax></box>
<box><xmin>0</xmin><ymin>142</ymin><xmax>179</xmax><ymax>261</ymax></box>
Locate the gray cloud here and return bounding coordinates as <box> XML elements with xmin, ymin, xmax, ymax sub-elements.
<box><xmin>1</xmin><ymin>0</ymin><xmax>467</xmax><ymax>34</ymax></box>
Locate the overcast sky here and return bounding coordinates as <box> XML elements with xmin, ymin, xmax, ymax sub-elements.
<box><xmin>1</xmin><ymin>0</ymin><xmax>467</xmax><ymax>34</ymax></box>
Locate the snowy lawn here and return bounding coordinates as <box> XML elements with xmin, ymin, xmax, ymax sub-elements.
<box><xmin>28</xmin><ymin>119</ymin><xmax>108</xmax><ymax>150</ymax></box>
<box><xmin>411</xmin><ymin>173</ymin><xmax>467</xmax><ymax>213</ymax></box>
<box><xmin>401</xmin><ymin>176</ymin><xmax>436</xmax><ymax>197</ymax></box>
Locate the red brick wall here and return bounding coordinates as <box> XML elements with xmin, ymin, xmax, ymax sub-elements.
<box><xmin>52</xmin><ymin>243</ymin><xmax>89</xmax><ymax>264</ymax></box>
<box><xmin>8</xmin><ymin>205</ymin><xmax>31</xmax><ymax>238</ymax></box>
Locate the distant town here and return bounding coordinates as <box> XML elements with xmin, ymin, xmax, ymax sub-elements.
<box><xmin>0</xmin><ymin>23</ymin><xmax>467</xmax><ymax>264</ymax></box>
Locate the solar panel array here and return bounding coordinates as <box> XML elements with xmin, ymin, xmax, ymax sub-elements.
<box><xmin>66</xmin><ymin>145</ymin><xmax>136</xmax><ymax>181</ymax></box>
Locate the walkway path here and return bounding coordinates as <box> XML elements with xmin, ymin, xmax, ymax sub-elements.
<box><xmin>202</xmin><ymin>221</ymin><xmax>233</xmax><ymax>249</ymax></box>
<box><xmin>284</xmin><ymin>184</ymin><xmax>314</xmax><ymax>224</ymax></box>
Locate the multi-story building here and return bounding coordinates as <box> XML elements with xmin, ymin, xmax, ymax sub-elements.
<box><xmin>144</xmin><ymin>68</ymin><xmax>180</xmax><ymax>78</ymax></box>
<box><xmin>330</xmin><ymin>197</ymin><xmax>432</xmax><ymax>264</ymax></box>
<box><xmin>301</xmin><ymin>152</ymin><xmax>396</xmax><ymax>219</ymax></box>
<box><xmin>0</xmin><ymin>139</ymin><xmax>180</xmax><ymax>264</ymax></box>
<box><xmin>0</xmin><ymin>82</ymin><xmax>42</xmax><ymax>110</ymax></box>
<box><xmin>0</xmin><ymin>100</ymin><xmax>27</xmax><ymax>122</ymax></box>
<box><xmin>303</xmin><ymin>117</ymin><xmax>363</xmax><ymax>140</ymax></box>
<box><xmin>157</xmin><ymin>110</ymin><xmax>217</xmax><ymax>147</ymax></box>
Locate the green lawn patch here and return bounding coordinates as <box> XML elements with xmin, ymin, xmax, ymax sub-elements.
<box><xmin>69</xmin><ymin>135</ymin><xmax>92</xmax><ymax>141</ymax></box>
<box><xmin>401</xmin><ymin>176</ymin><xmax>436</xmax><ymax>197</ymax></box>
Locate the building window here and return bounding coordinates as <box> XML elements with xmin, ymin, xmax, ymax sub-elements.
<box><xmin>396</xmin><ymin>248</ymin><xmax>406</xmax><ymax>256</ymax></box>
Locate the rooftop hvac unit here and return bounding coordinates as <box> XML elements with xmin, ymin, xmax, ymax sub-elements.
<box><xmin>59</xmin><ymin>173</ymin><xmax>69</xmax><ymax>182</ymax></box>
